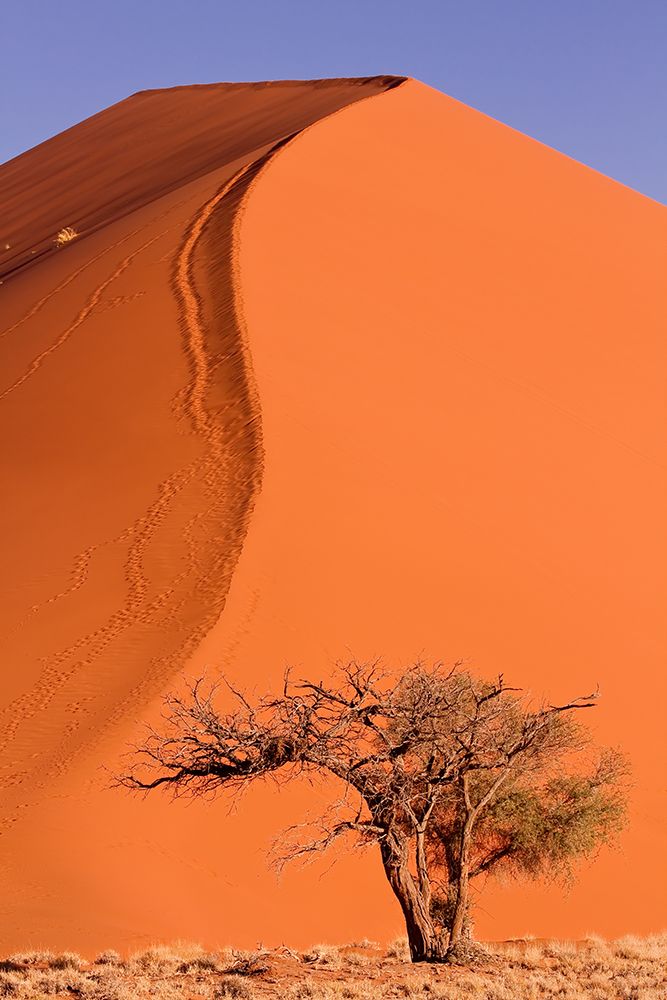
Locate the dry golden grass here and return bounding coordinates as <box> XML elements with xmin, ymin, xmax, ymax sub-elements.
<box><xmin>0</xmin><ymin>935</ymin><xmax>665</xmax><ymax>998</ymax></box>
<box><xmin>53</xmin><ymin>226</ymin><xmax>78</xmax><ymax>246</ymax></box>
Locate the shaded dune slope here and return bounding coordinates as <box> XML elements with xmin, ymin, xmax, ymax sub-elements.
<box><xmin>0</xmin><ymin>77</ymin><xmax>402</xmax><ymax>900</ymax></box>
<box><xmin>0</xmin><ymin>76</ymin><xmax>402</xmax><ymax>282</ymax></box>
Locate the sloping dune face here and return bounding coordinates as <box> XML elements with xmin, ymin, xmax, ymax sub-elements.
<box><xmin>0</xmin><ymin>77</ymin><xmax>402</xmax><ymax>950</ymax></box>
<box><xmin>228</xmin><ymin>81</ymin><xmax>666</xmax><ymax>941</ymax></box>
<box><xmin>0</xmin><ymin>77</ymin><xmax>664</xmax><ymax>952</ymax></box>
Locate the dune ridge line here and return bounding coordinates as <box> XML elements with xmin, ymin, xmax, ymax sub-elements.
<box><xmin>0</xmin><ymin>81</ymin><xmax>406</xmax><ymax>794</ymax></box>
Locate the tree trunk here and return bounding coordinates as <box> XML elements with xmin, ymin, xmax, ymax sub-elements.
<box><xmin>447</xmin><ymin>819</ymin><xmax>473</xmax><ymax>959</ymax></box>
<box><xmin>380</xmin><ymin>832</ymin><xmax>445</xmax><ymax>962</ymax></box>
<box><xmin>415</xmin><ymin>828</ymin><xmax>432</xmax><ymax>912</ymax></box>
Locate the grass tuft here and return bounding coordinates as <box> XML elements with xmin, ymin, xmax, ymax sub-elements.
<box><xmin>54</xmin><ymin>227</ymin><xmax>78</xmax><ymax>247</ymax></box>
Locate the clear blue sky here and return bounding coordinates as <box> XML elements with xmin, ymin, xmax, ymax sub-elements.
<box><xmin>2</xmin><ymin>0</ymin><xmax>665</xmax><ymax>204</ymax></box>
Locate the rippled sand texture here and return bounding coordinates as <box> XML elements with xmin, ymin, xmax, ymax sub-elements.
<box><xmin>1</xmin><ymin>77</ymin><xmax>665</xmax><ymax>952</ymax></box>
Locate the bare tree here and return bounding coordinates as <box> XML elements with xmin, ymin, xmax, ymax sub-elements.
<box><xmin>120</xmin><ymin>662</ymin><xmax>627</xmax><ymax>963</ymax></box>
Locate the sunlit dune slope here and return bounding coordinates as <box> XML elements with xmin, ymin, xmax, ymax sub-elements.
<box><xmin>1</xmin><ymin>77</ymin><xmax>665</xmax><ymax>953</ymax></box>
<box><xmin>226</xmin><ymin>80</ymin><xmax>666</xmax><ymax>943</ymax></box>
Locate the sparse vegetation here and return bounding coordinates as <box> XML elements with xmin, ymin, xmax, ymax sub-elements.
<box><xmin>53</xmin><ymin>226</ymin><xmax>78</xmax><ymax>247</ymax></box>
<box><xmin>93</xmin><ymin>949</ymin><xmax>122</xmax><ymax>965</ymax></box>
<box><xmin>121</xmin><ymin>662</ymin><xmax>627</xmax><ymax>962</ymax></box>
<box><xmin>225</xmin><ymin>951</ymin><xmax>271</xmax><ymax>977</ymax></box>
<box><xmin>0</xmin><ymin>937</ymin><xmax>665</xmax><ymax>998</ymax></box>
<box><xmin>216</xmin><ymin>977</ymin><xmax>255</xmax><ymax>999</ymax></box>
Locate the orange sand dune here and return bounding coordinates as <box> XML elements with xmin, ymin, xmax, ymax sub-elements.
<box><xmin>1</xmin><ymin>78</ymin><xmax>665</xmax><ymax>953</ymax></box>
<box><xmin>0</xmin><ymin>76</ymin><xmax>400</xmax><ymax>282</ymax></box>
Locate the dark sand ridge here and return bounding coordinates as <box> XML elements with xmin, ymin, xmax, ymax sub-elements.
<box><xmin>0</xmin><ymin>80</ymin><xmax>402</xmax><ymax>872</ymax></box>
<box><xmin>0</xmin><ymin>76</ymin><xmax>403</xmax><ymax>282</ymax></box>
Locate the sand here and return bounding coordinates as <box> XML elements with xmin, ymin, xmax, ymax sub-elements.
<box><xmin>0</xmin><ymin>76</ymin><xmax>665</xmax><ymax>953</ymax></box>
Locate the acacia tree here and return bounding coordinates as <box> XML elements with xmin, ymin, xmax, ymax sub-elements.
<box><xmin>120</xmin><ymin>663</ymin><xmax>626</xmax><ymax>963</ymax></box>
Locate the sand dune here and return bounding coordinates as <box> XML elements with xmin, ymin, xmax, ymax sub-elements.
<box><xmin>0</xmin><ymin>76</ymin><xmax>400</xmax><ymax>282</ymax></box>
<box><xmin>0</xmin><ymin>77</ymin><xmax>665</xmax><ymax>952</ymax></box>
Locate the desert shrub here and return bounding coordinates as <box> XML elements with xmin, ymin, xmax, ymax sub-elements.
<box><xmin>177</xmin><ymin>952</ymin><xmax>221</xmax><ymax>973</ymax></box>
<box><xmin>385</xmin><ymin>938</ymin><xmax>410</xmax><ymax>962</ymax></box>
<box><xmin>215</xmin><ymin>976</ymin><xmax>255</xmax><ymax>999</ymax></box>
<box><xmin>48</xmin><ymin>953</ymin><xmax>82</xmax><ymax>970</ymax></box>
<box><xmin>129</xmin><ymin>944</ymin><xmax>186</xmax><ymax>974</ymax></box>
<box><xmin>0</xmin><ymin>964</ymin><xmax>24</xmax><ymax>977</ymax></box>
<box><xmin>4</xmin><ymin>952</ymin><xmax>53</xmax><ymax>967</ymax></box>
<box><xmin>342</xmin><ymin>950</ymin><xmax>375</xmax><ymax>967</ymax></box>
<box><xmin>301</xmin><ymin>985</ymin><xmax>399</xmax><ymax>999</ymax></box>
<box><xmin>94</xmin><ymin>950</ymin><xmax>122</xmax><ymax>966</ymax></box>
<box><xmin>0</xmin><ymin>972</ymin><xmax>25</xmax><ymax>997</ymax></box>
<box><xmin>287</xmin><ymin>986</ymin><xmax>334</xmax><ymax>999</ymax></box>
<box><xmin>170</xmin><ymin>940</ymin><xmax>209</xmax><ymax>961</ymax></box>
<box><xmin>224</xmin><ymin>950</ymin><xmax>270</xmax><ymax>976</ymax></box>
<box><xmin>389</xmin><ymin>977</ymin><xmax>436</xmax><ymax>998</ymax></box>
<box><xmin>28</xmin><ymin>970</ymin><xmax>87</xmax><ymax>994</ymax></box>
<box><xmin>330</xmin><ymin>986</ymin><xmax>378</xmax><ymax>999</ymax></box>
<box><xmin>302</xmin><ymin>944</ymin><xmax>342</xmax><ymax>968</ymax></box>
<box><xmin>80</xmin><ymin>972</ymin><xmax>136</xmax><ymax>1000</ymax></box>
<box><xmin>54</xmin><ymin>227</ymin><xmax>78</xmax><ymax>247</ymax></box>
<box><xmin>613</xmin><ymin>933</ymin><xmax>667</xmax><ymax>961</ymax></box>
<box><xmin>542</xmin><ymin>939</ymin><xmax>579</xmax><ymax>959</ymax></box>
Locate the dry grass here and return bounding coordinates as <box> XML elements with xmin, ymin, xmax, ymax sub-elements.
<box><xmin>0</xmin><ymin>935</ymin><xmax>665</xmax><ymax>998</ymax></box>
<box><xmin>53</xmin><ymin>226</ymin><xmax>78</xmax><ymax>247</ymax></box>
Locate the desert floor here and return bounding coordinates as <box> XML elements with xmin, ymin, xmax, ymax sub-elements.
<box><xmin>1</xmin><ymin>937</ymin><xmax>666</xmax><ymax>999</ymax></box>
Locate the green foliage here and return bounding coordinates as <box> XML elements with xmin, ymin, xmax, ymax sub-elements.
<box><xmin>467</xmin><ymin>748</ymin><xmax>627</xmax><ymax>881</ymax></box>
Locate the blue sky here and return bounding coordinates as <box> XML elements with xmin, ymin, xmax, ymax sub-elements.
<box><xmin>2</xmin><ymin>0</ymin><xmax>665</xmax><ymax>203</ymax></box>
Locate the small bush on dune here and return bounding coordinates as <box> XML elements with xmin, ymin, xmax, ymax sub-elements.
<box><xmin>54</xmin><ymin>227</ymin><xmax>78</xmax><ymax>248</ymax></box>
